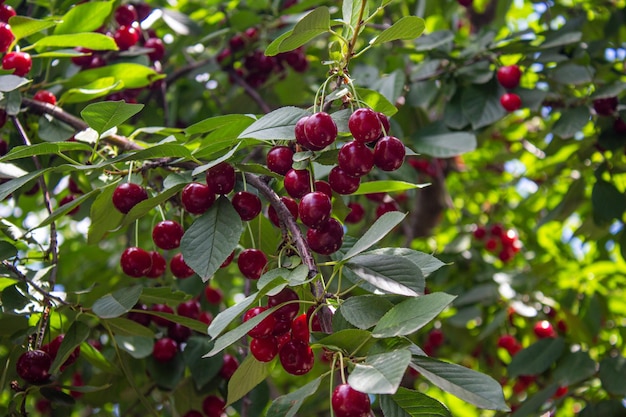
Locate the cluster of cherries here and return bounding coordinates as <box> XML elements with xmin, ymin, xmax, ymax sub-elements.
<box><xmin>16</xmin><ymin>334</ymin><xmax>80</xmax><ymax>385</ymax></box>
<box><xmin>472</xmin><ymin>223</ymin><xmax>521</xmax><ymax>263</ymax></box>
<box><xmin>0</xmin><ymin>2</ymin><xmax>34</xmax><ymax>77</ymax></box>
<box><xmin>497</xmin><ymin>65</ymin><xmax>523</xmax><ymax>112</ymax></box>
<box><xmin>218</xmin><ymin>29</ymin><xmax>308</xmax><ymax>89</ymax></box>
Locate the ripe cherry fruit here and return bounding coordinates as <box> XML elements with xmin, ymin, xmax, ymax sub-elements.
<box><xmin>145</xmin><ymin>251</ymin><xmax>167</xmax><ymax>278</ymax></box>
<box><xmin>152</xmin><ymin>220</ymin><xmax>184</xmax><ymax>250</ymax></box>
<box><xmin>268</xmin><ymin>196</ymin><xmax>299</xmax><ymax>227</ymax></box>
<box><xmin>114</xmin><ymin>4</ymin><xmax>138</xmax><ymax>25</ymax></box>
<box><xmin>170</xmin><ymin>253</ymin><xmax>195</xmax><ymax>279</ymax></box>
<box><xmin>113</xmin><ymin>25</ymin><xmax>140</xmax><ymax>50</ymax></box>
<box><xmin>500</xmin><ymin>93</ymin><xmax>522</xmax><ymax>112</ymax></box>
<box><xmin>374</xmin><ymin>136</ymin><xmax>405</xmax><ymax>171</ymax></box>
<box><xmin>304</xmin><ymin>112</ymin><xmax>337</xmax><ymax>149</ymax></box>
<box><xmin>267</xmin><ymin>287</ymin><xmax>300</xmax><ymax>322</ymax></box>
<box><xmin>349</xmin><ymin>108</ymin><xmax>382</xmax><ymax>143</ymax></box>
<box><xmin>2</xmin><ymin>51</ymin><xmax>32</xmax><ymax>76</ymax></box>
<box><xmin>345</xmin><ymin>202</ymin><xmax>365</xmax><ymax>224</ymax></box>
<box><xmin>16</xmin><ymin>350</ymin><xmax>52</xmax><ymax>384</ymax></box>
<box><xmin>266</xmin><ymin>145</ymin><xmax>294</xmax><ymax>175</ymax></box>
<box><xmin>120</xmin><ymin>247</ymin><xmax>152</xmax><ymax>277</ymax></box>
<box><xmin>496</xmin><ymin>65</ymin><xmax>522</xmax><ymax>89</ymax></box>
<box><xmin>328</xmin><ymin>166</ymin><xmax>360</xmax><ymax>195</ymax></box>
<box><xmin>279</xmin><ymin>339</ymin><xmax>314</xmax><ymax>375</ymax></box>
<box><xmin>219</xmin><ymin>353</ymin><xmax>239</xmax><ymax>379</ymax></box>
<box><xmin>332</xmin><ymin>384</ymin><xmax>371</xmax><ymax>417</ymax></box>
<box><xmin>33</xmin><ymin>90</ymin><xmax>57</xmax><ymax>105</ymax></box>
<box><xmin>284</xmin><ymin>168</ymin><xmax>312</xmax><ymax>199</ymax></box>
<box><xmin>181</xmin><ymin>182</ymin><xmax>215</xmax><ymax>215</ymax></box>
<box><xmin>177</xmin><ymin>299</ymin><xmax>201</xmax><ymax>320</ymax></box>
<box><xmin>243</xmin><ymin>306</ymin><xmax>277</xmax><ymax>339</ymax></box>
<box><xmin>112</xmin><ymin>182</ymin><xmax>148</xmax><ymax>214</ymax></box>
<box><xmin>533</xmin><ymin>320</ymin><xmax>556</xmax><ymax>339</ymax></box>
<box><xmin>204</xmin><ymin>286</ymin><xmax>223</xmax><ymax>304</ymax></box>
<box><xmin>206</xmin><ymin>162</ymin><xmax>236</xmax><ymax>195</ymax></box>
<box><xmin>202</xmin><ymin>395</ymin><xmax>226</xmax><ymax>417</ymax></box>
<box><xmin>250</xmin><ymin>336</ymin><xmax>279</xmax><ymax>362</ymax></box>
<box><xmin>237</xmin><ymin>248</ymin><xmax>268</xmax><ymax>280</ymax></box>
<box><xmin>306</xmin><ymin>218</ymin><xmax>344</xmax><ymax>255</ymax></box>
<box><xmin>232</xmin><ymin>191</ymin><xmax>262</xmax><ymax>221</ymax></box>
<box><xmin>0</xmin><ymin>23</ymin><xmax>14</xmax><ymax>53</ymax></box>
<box><xmin>338</xmin><ymin>141</ymin><xmax>374</xmax><ymax>177</ymax></box>
<box><xmin>152</xmin><ymin>337</ymin><xmax>178</xmax><ymax>362</ymax></box>
<box><xmin>298</xmin><ymin>191</ymin><xmax>331</xmax><ymax>228</ymax></box>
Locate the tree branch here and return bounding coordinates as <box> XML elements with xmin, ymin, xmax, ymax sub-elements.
<box><xmin>226</xmin><ymin>69</ymin><xmax>272</xmax><ymax>114</ymax></box>
<box><xmin>1</xmin><ymin>261</ymin><xmax>69</xmax><ymax>306</ymax></box>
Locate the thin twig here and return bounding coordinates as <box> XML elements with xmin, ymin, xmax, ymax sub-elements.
<box><xmin>226</xmin><ymin>69</ymin><xmax>272</xmax><ymax>114</ymax></box>
<box><xmin>1</xmin><ymin>261</ymin><xmax>69</xmax><ymax>306</ymax></box>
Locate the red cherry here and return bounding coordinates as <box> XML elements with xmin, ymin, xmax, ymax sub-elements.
<box><xmin>306</xmin><ymin>218</ymin><xmax>344</xmax><ymax>255</ymax></box>
<box><xmin>133</xmin><ymin>2</ymin><xmax>153</xmax><ymax>21</ymax></box>
<box><xmin>33</xmin><ymin>90</ymin><xmax>57</xmax><ymax>105</ymax></box>
<box><xmin>250</xmin><ymin>336</ymin><xmax>279</xmax><ymax>362</ymax></box>
<box><xmin>243</xmin><ymin>306</ymin><xmax>277</xmax><ymax>339</ymax></box>
<box><xmin>366</xmin><ymin>192</ymin><xmax>386</xmax><ymax>202</ymax></box>
<box><xmin>328</xmin><ymin>166</ymin><xmax>360</xmax><ymax>195</ymax></box>
<box><xmin>221</xmin><ymin>251</ymin><xmax>235</xmax><ymax>268</ymax></box>
<box><xmin>170</xmin><ymin>253</ymin><xmax>195</xmax><ymax>279</ymax></box>
<box><xmin>490</xmin><ymin>223</ymin><xmax>504</xmax><ymax>237</ymax></box>
<box><xmin>473</xmin><ymin>226</ymin><xmax>487</xmax><ymax>240</ymax></box>
<box><xmin>267</xmin><ymin>146</ymin><xmax>294</xmax><ymax>175</ymax></box>
<box><xmin>16</xmin><ymin>350</ymin><xmax>51</xmax><ymax>384</ymax></box>
<box><xmin>2</xmin><ymin>51</ymin><xmax>32</xmax><ymax>76</ymax></box>
<box><xmin>244</xmin><ymin>27</ymin><xmax>259</xmax><ymax>41</ymax></box>
<box><xmin>314</xmin><ymin>180</ymin><xmax>332</xmax><ymax>199</ymax></box>
<box><xmin>112</xmin><ymin>183</ymin><xmax>148</xmax><ymax>214</ymax></box>
<box><xmin>144</xmin><ymin>37</ymin><xmax>165</xmax><ymax>61</ymax></box>
<box><xmin>167</xmin><ymin>323</ymin><xmax>192</xmax><ymax>343</ymax></box>
<box><xmin>304</xmin><ymin>112</ymin><xmax>337</xmax><ymax>149</ymax></box>
<box><xmin>376</xmin><ymin>201</ymin><xmax>399</xmax><ymax>218</ymax></box>
<box><xmin>268</xmin><ymin>196</ymin><xmax>299</xmax><ymax>227</ymax></box>
<box><xmin>114</xmin><ymin>4</ymin><xmax>138</xmax><ymax>26</ymax></box>
<box><xmin>0</xmin><ymin>138</ymin><xmax>9</xmax><ymax>157</ymax></box>
<box><xmin>427</xmin><ymin>329</ymin><xmax>445</xmax><ymax>348</ymax></box>
<box><xmin>128</xmin><ymin>303</ymin><xmax>151</xmax><ymax>326</ymax></box>
<box><xmin>202</xmin><ymin>395</ymin><xmax>226</xmax><ymax>417</ymax></box>
<box><xmin>206</xmin><ymin>162</ymin><xmax>236</xmax><ymax>195</ymax></box>
<box><xmin>593</xmin><ymin>97</ymin><xmax>618</xmax><ymax>116</ymax></box>
<box><xmin>0</xmin><ymin>4</ymin><xmax>16</xmax><ymax>23</ymax></box>
<box><xmin>181</xmin><ymin>182</ymin><xmax>215</xmax><ymax>215</ymax></box>
<box><xmin>497</xmin><ymin>334</ymin><xmax>521</xmax><ymax>355</ymax></box>
<box><xmin>120</xmin><ymin>247</ymin><xmax>152</xmax><ymax>277</ymax></box>
<box><xmin>496</xmin><ymin>65</ymin><xmax>522</xmax><ymax>89</ymax></box>
<box><xmin>198</xmin><ymin>311</ymin><xmax>213</xmax><ymax>325</ymax></box>
<box><xmin>279</xmin><ymin>339</ymin><xmax>314</xmax><ymax>375</ymax></box>
<box><xmin>0</xmin><ymin>22</ymin><xmax>14</xmax><ymax>53</ymax></box>
<box><xmin>533</xmin><ymin>320</ymin><xmax>556</xmax><ymax>339</ymax></box>
<box><xmin>229</xmin><ymin>33</ymin><xmax>245</xmax><ymax>51</ymax></box>
<box><xmin>152</xmin><ymin>220</ymin><xmax>184</xmax><ymax>250</ymax></box>
<box><xmin>295</xmin><ymin>116</ymin><xmax>322</xmax><ymax>151</ymax></box>
<box><xmin>374</xmin><ymin>136</ymin><xmax>405</xmax><ymax>171</ymax></box>
<box><xmin>284</xmin><ymin>168</ymin><xmax>312</xmax><ymax>199</ymax></box>
<box><xmin>306</xmin><ymin>305</ymin><xmax>323</xmax><ymax>332</ymax></box>
<box><xmin>614</xmin><ymin>118</ymin><xmax>626</xmax><ymax>135</ymax></box>
<box><xmin>299</xmin><ymin>191</ymin><xmax>331</xmax><ymax>228</ymax></box>
<box><xmin>113</xmin><ymin>25</ymin><xmax>140</xmax><ymax>50</ymax></box>
<box><xmin>219</xmin><ymin>353</ymin><xmax>239</xmax><ymax>379</ymax></box>
<box><xmin>338</xmin><ymin>141</ymin><xmax>374</xmax><ymax>177</ymax></box>
<box><xmin>71</xmin><ymin>47</ymin><xmax>93</xmax><ymax>67</ymax></box>
<box><xmin>291</xmin><ymin>313</ymin><xmax>310</xmax><ymax>342</ymax></box>
<box><xmin>145</xmin><ymin>251</ymin><xmax>167</xmax><ymax>278</ymax></box>
<box><xmin>204</xmin><ymin>286</ymin><xmax>223</xmax><ymax>304</ymax></box>
<box><xmin>70</xmin><ymin>372</ymin><xmax>84</xmax><ymax>398</ymax></box>
<box><xmin>41</xmin><ymin>334</ymin><xmax>80</xmax><ymax>370</ymax></box>
<box><xmin>458</xmin><ymin>0</ymin><xmax>473</xmax><ymax>6</ymax></box>
<box><xmin>232</xmin><ymin>191</ymin><xmax>262</xmax><ymax>221</ymax></box>
<box><xmin>377</xmin><ymin>112</ymin><xmax>390</xmax><ymax>136</ymax></box>
<box><xmin>331</xmin><ymin>384</ymin><xmax>371</xmax><ymax>417</ymax></box>
<box><xmin>267</xmin><ymin>287</ymin><xmax>300</xmax><ymax>322</ymax></box>
<box><xmin>349</xmin><ymin>108</ymin><xmax>382</xmax><ymax>143</ymax></box>
<box><xmin>237</xmin><ymin>248</ymin><xmax>267</xmax><ymax>280</ymax></box>
<box><xmin>554</xmin><ymin>385</ymin><xmax>568</xmax><ymax>399</ymax></box>
<box><xmin>500</xmin><ymin>93</ymin><xmax>522</xmax><ymax>112</ymax></box>
<box><xmin>59</xmin><ymin>194</ymin><xmax>79</xmax><ymax>215</ymax></box>
<box><xmin>498</xmin><ymin>247</ymin><xmax>515</xmax><ymax>262</ymax></box>
<box><xmin>177</xmin><ymin>299</ymin><xmax>201</xmax><ymax>320</ymax></box>
<box><xmin>151</xmin><ymin>303</ymin><xmax>174</xmax><ymax>327</ymax></box>
<box><xmin>152</xmin><ymin>337</ymin><xmax>178</xmax><ymax>362</ymax></box>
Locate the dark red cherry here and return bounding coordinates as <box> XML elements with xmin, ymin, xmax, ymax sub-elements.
<box><xmin>219</xmin><ymin>354</ymin><xmax>239</xmax><ymax>380</ymax></box>
<box><xmin>199</xmin><ymin>311</ymin><xmax>213</xmax><ymax>325</ymax></box>
<box><xmin>295</xmin><ymin>116</ymin><xmax>323</xmax><ymax>151</ymax></box>
<box><xmin>338</xmin><ymin>141</ymin><xmax>374</xmax><ymax>177</ymax></box>
<box><xmin>373</xmin><ymin>136</ymin><xmax>405</xmax><ymax>171</ymax></box>
<box><xmin>299</xmin><ymin>191</ymin><xmax>331</xmax><ymax>228</ymax></box>
<box><xmin>41</xmin><ymin>334</ymin><xmax>80</xmax><ymax>370</ymax></box>
<box><xmin>144</xmin><ymin>37</ymin><xmax>165</xmax><ymax>61</ymax></box>
<box><xmin>329</xmin><ymin>166</ymin><xmax>360</xmax><ymax>195</ymax></box>
<box><xmin>304</xmin><ymin>112</ymin><xmax>337</xmax><ymax>149</ymax></box>
<box><xmin>267</xmin><ymin>146</ymin><xmax>294</xmax><ymax>175</ymax></box>
<box><xmin>0</xmin><ymin>23</ymin><xmax>14</xmax><ymax>53</ymax></box>
<box><xmin>206</xmin><ymin>162</ymin><xmax>236</xmax><ymax>195</ymax></box>
<box><xmin>268</xmin><ymin>196</ymin><xmax>299</xmax><ymax>227</ymax></box>
<box><xmin>229</xmin><ymin>33</ymin><xmax>245</xmax><ymax>51</ymax></box>
<box><xmin>268</xmin><ymin>287</ymin><xmax>300</xmax><ymax>322</ymax></box>
<box><xmin>314</xmin><ymin>180</ymin><xmax>332</xmax><ymax>199</ymax></box>
<box><xmin>221</xmin><ymin>251</ymin><xmax>235</xmax><ymax>268</ymax></box>
<box><xmin>307</xmin><ymin>218</ymin><xmax>344</xmax><ymax>255</ymax></box>
<box><xmin>377</xmin><ymin>112</ymin><xmax>390</xmax><ymax>136</ymax></box>
<box><xmin>181</xmin><ymin>182</ymin><xmax>215</xmax><ymax>215</ymax></box>
<box><xmin>152</xmin><ymin>220</ymin><xmax>184</xmax><ymax>250</ymax></box>
<box><xmin>593</xmin><ymin>96</ymin><xmax>619</xmax><ymax>116</ymax></box>
<box><xmin>345</xmin><ymin>202</ymin><xmax>365</xmax><ymax>224</ymax></box>
<box><xmin>496</xmin><ymin>65</ymin><xmax>522</xmax><ymax>89</ymax></box>
<box><xmin>0</xmin><ymin>4</ymin><xmax>16</xmax><ymax>24</ymax></box>
<box><xmin>59</xmin><ymin>195</ymin><xmax>79</xmax><ymax>215</ymax></box>
<box><xmin>202</xmin><ymin>395</ymin><xmax>226</xmax><ymax>417</ymax></box>
<box><xmin>0</xmin><ymin>138</ymin><xmax>8</xmax><ymax>156</ymax></box>
<box><xmin>112</xmin><ymin>183</ymin><xmax>148</xmax><ymax>214</ymax></box>
<box><xmin>120</xmin><ymin>247</ymin><xmax>152</xmax><ymax>277</ymax></box>
<box><xmin>243</xmin><ymin>306</ymin><xmax>277</xmax><ymax>338</ymax></box>
<box><xmin>500</xmin><ymin>93</ymin><xmax>522</xmax><ymax>112</ymax></box>
<box><xmin>250</xmin><ymin>336</ymin><xmax>278</xmax><ymax>362</ymax></box>
<box><xmin>146</xmin><ymin>251</ymin><xmax>167</xmax><ymax>278</ymax></box>
<box><xmin>114</xmin><ymin>4</ymin><xmax>138</xmax><ymax>26</ymax></box>
<box><xmin>113</xmin><ymin>25</ymin><xmax>140</xmax><ymax>50</ymax></box>
<box><xmin>306</xmin><ymin>305</ymin><xmax>323</xmax><ymax>332</ymax></box>
<box><xmin>237</xmin><ymin>248</ymin><xmax>267</xmax><ymax>280</ymax></box>
<box><xmin>151</xmin><ymin>303</ymin><xmax>174</xmax><ymax>327</ymax></box>
<box><xmin>168</xmin><ymin>323</ymin><xmax>192</xmax><ymax>343</ymax></box>
<box><xmin>152</xmin><ymin>337</ymin><xmax>178</xmax><ymax>362</ymax></box>
<box><xmin>128</xmin><ymin>303</ymin><xmax>151</xmax><ymax>326</ymax></box>
<box><xmin>331</xmin><ymin>384</ymin><xmax>371</xmax><ymax>417</ymax></box>
<box><xmin>349</xmin><ymin>108</ymin><xmax>382</xmax><ymax>143</ymax></box>
<box><xmin>533</xmin><ymin>320</ymin><xmax>556</xmax><ymax>339</ymax></box>
<box><xmin>291</xmin><ymin>313</ymin><xmax>310</xmax><ymax>342</ymax></box>
<box><xmin>204</xmin><ymin>286</ymin><xmax>223</xmax><ymax>304</ymax></box>
<box><xmin>133</xmin><ymin>2</ymin><xmax>153</xmax><ymax>21</ymax></box>
<box><xmin>2</xmin><ymin>51</ymin><xmax>32</xmax><ymax>76</ymax></box>
<box><xmin>232</xmin><ymin>191</ymin><xmax>262</xmax><ymax>221</ymax></box>
<box><xmin>177</xmin><ymin>299</ymin><xmax>201</xmax><ymax>320</ymax></box>
<box><xmin>284</xmin><ymin>168</ymin><xmax>312</xmax><ymax>199</ymax></box>
<box><xmin>170</xmin><ymin>253</ymin><xmax>195</xmax><ymax>279</ymax></box>
<box><xmin>279</xmin><ymin>339</ymin><xmax>314</xmax><ymax>375</ymax></box>
<box><xmin>16</xmin><ymin>350</ymin><xmax>51</xmax><ymax>384</ymax></box>
<box><xmin>376</xmin><ymin>201</ymin><xmax>399</xmax><ymax>218</ymax></box>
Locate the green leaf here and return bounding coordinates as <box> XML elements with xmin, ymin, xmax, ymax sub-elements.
<box><xmin>0</xmin><ymin>75</ymin><xmax>31</xmax><ymax>92</ymax></box>
<box><xmin>139</xmin><ymin>287</ymin><xmax>190</xmax><ymax>305</ymax></box>
<box><xmin>592</xmin><ymin>180</ymin><xmax>626</xmax><ymax>224</ymax></box>
<box><xmin>340</xmin><ymin>295</ymin><xmax>394</xmax><ymax>329</ymax></box>
<box><xmin>49</xmin><ymin>321</ymin><xmax>90</xmax><ymax>374</ymax></box>
<box><xmin>54</xmin><ymin>1</ymin><xmax>115</xmax><ymax>35</ymax></box>
<box><xmin>540</xmin><ymin>30</ymin><xmax>582</xmax><ymax>49</ymax></box>
<box><xmin>355</xmin><ymin>88</ymin><xmax>398</xmax><ymax>116</ymax></box>
<box><xmin>32</xmin><ymin>33</ymin><xmax>117</xmax><ymax>51</ymax></box>
<box><xmin>31</xmin><ymin>189</ymin><xmax>99</xmax><ymax>230</ymax></box>
<box><xmin>80</xmin><ymin>101</ymin><xmax>144</xmax><ymax>135</ymax></box>
<box><xmin>461</xmin><ymin>83</ymin><xmax>506</xmax><ymax>130</ymax></box>
<box><xmin>182</xmin><ymin>337</ymin><xmax>222</xmax><ymax>390</ymax></box>
<box><xmin>371</xmin><ymin>16</ymin><xmax>425</xmax><ymax>45</ymax></box>
<box><xmin>346</xmin><ymin>254</ymin><xmax>425</xmax><ymax>296</ymax></box>
<box><xmin>314</xmin><ymin>329</ymin><xmax>375</xmax><ymax>355</ymax></box>
<box><xmin>599</xmin><ymin>356</ymin><xmax>626</xmax><ymax>396</ymax></box>
<box><xmin>552</xmin><ymin>107</ymin><xmax>590</xmax><ymax>139</ymax></box>
<box><xmin>91</xmin><ymin>285</ymin><xmax>143</xmax><ymax>319</ymax></box>
<box><xmin>413</xmin><ymin>131</ymin><xmax>477</xmax><ymax>158</ymax></box>
<box><xmin>553</xmin><ymin>351</ymin><xmax>596</xmax><ymax>385</ymax></box>
<box><xmin>411</xmin><ymin>356</ymin><xmax>509</xmax><ymax>411</ymax></box>
<box><xmin>342</xmin><ymin>212</ymin><xmax>406</xmax><ymax>260</ymax></box>
<box><xmin>0</xmin><ymin>241</ymin><xmax>17</xmax><ymax>260</ymax></box>
<box><xmin>60</xmin><ymin>77</ymin><xmax>122</xmax><ymax>104</ymax></box>
<box><xmin>508</xmin><ymin>337</ymin><xmax>566</xmax><ymax>378</ymax></box>
<box><xmin>380</xmin><ymin>387</ymin><xmax>451</xmax><ymax>417</ymax></box>
<box><xmin>363</xmin><ymin>248</ymin><xmax>446</xmax><ymax>277</ymax></box>
<box><xmin>354</xmin><ymin>180</ymin><xmax>427</xmax><ymax>195</ymax></box>
<box><xmin>238</xmin><ymin>106</ymin><xmax>310</xmax><ymax>140</ymax></box>
<box><xmin>372</xmin><ymin>293</ymin><xmax>455</xmax><ymax>338</ymax></box>
<box><xmin>140</xmin><ymin>310</ymin><xmax>208</xmax><ymax>334</ymax></box>
<box><xmin>87</xmin><ymin>181</ymin><xmax>123</xmax><ymax>244</ymax></box>
<box><xmin>266</xmin><ymin>376</ymin><xmax>322</xmax><ymax>417</ymax></box>
<box><xmin>551</xmin><ymin>63</ymin><xmax>594</xmax><ymax>85</ymax></box>
<box><xmin>342</xmin><ymin>0</ymin><xmax>367</xmax><ymax>37</ymax></box>
<box><xmin>227</xmin><ymin>355</ymin><xmax>274</xmax><ymax>405</ymax></box>
<box><xmin>10</xmin><ymin>16</ymin><xmax>57</xmax><ymax>41</ymax></box>
<box><xmin>208</xmin><ymin>293</ymin><xmax>258</xmax><ymax>338</ymax></box>
<box><xmin>348</xmin><ymin>349</ymin><xmax>411</xmax><ymax>394</ymax></box>
<box><xmin>536</xmin><ymin>177</ymin><xmax>585</xmax><ymax>228</ymax></box>
<box><xmin>114</xmin><ymin>335</ymin><xmax>153</xmax><ymax>359</ymax></box>
<box><xmin>191</xmin><ymin>143</ymin><xmax>240</xmax><ymax>176</ymax></box>
<box><xmin>181</xmin><ymin>196</ymin><xmax>243</xmax><ymax>282</ymax></box>
<box><xmin>510</xmin><ymin>384</ymin><xmax>558</xmax><ymax>417</ymax></box>
<box><xmin>414</xmin><ymin>30</ymin><xmax>454</xmax><ymax>52</ymax></box>
<box><xmin>145</xmin><ymin>354</ymin><xmax>185</xmax><ymax>391</ymax></box>
<box><xmin>185</xmin><ymin>114</ymin><xmax>255</xmax><ymax>136</ymax></box>
<box><xmin>265</xmin><ymin>7</ymin><xmax>330</xmax><ymax>55</ymax></box>
<box><xmin>66</xmin><ymin>63</ymin><xmax>163</xmax><ymax>90</ymax></box>
<box><xmin>80</xmin><ymin>341</ymin><xmax>121</xmax><ymax>374</ymax></box>
<box><xmin>105</xmin><ymin>317</ymin><xmax>155</xmax><ymax>338</ymax></box>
